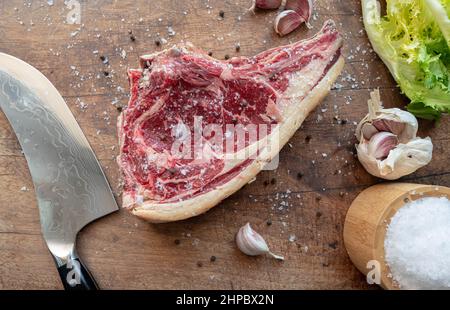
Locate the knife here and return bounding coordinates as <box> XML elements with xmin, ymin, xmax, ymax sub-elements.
<box><xmin>0</xmin><ymin>53</ymin><xmax>119</xmax><ymax>290</ymax></box>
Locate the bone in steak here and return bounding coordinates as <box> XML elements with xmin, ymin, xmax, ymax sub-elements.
<box><xmin>118</xmin><ymin>20</ymin><xmax>344</xmax><ymax>223</ymax></box>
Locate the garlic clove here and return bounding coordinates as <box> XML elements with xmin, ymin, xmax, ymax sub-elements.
<box><xmin>274</xmin><ymin>10</ymin><xmax>304</xmax><ymax>36</ymax></box>
<box><xmin>252</xmin><ymin>0</ymin><xmax>283</xmax><ymax>10</ymax></box>
<box><xmin>285</xmin><ymin>0</ymin><xmax>313</xmax><ymax>28</ymax></box>
<box><xmin>368</xmin><ymin>132</ymin><xmax>399</xmax><ymax>160</ymax></box>
<box><xmin>372</xmin><ymin>119</ymin><xmax>406</xmax><ymax>137</ymax></box>
<box><xmin>380</xmin><ymin>138</ymin><xmax>433</xmax><ymax>177</ymax></box>
<box><xmin>361</xmin><ymin>123</ymin><xmax>379</xmax><ymax>140</ymax></box>
<box><xmin>236</xmin><ymin>223</ymin><xmax>284</xmax><ymax>260</ymax></box>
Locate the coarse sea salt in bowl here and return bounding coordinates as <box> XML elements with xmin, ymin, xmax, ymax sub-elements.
<box><xmin>343</xmin><ymin>183</ymin><xmax>450</xmax><ymax>290</ymax></box>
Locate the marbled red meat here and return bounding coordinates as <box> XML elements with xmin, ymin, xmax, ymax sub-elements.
<box><xmin>117</xmin><ymin>20</ymin><xmax>343</xmax><ymax>221</ymax></box>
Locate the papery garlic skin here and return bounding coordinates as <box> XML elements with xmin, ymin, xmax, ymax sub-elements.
<box><xmin>357</xmin><ymin>138</ymin><xmax>433</xmax><ymax>180</ymax></box>
<box><xmin>236</xmin><ymin>223</ymin><xmax>284</xmax><ymax>260</ymax></box>
<box><xmin>356</xmin><ymin>90</ymin><xmax>433</xmax><ymax>180</ymax></box>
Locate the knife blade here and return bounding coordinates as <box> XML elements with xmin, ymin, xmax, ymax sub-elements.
<box><xmin>0</xmin><ymin>53</ymin><xmax>119</xmax><ymax>290</ymax></box>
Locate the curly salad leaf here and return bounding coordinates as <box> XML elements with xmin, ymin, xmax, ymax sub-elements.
<box><xmin>362</xmin><ymin>0</ymin><xmax>450</xmax><ymax>120</ymax></box>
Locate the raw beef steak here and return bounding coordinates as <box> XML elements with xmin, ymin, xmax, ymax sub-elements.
<box><xmin>118</xmin><ymin>20</ymin><xmax>344</xmax><ymax>222</ymax></box>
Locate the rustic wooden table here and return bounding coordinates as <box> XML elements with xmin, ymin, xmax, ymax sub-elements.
<box><xmin>0</xmin><ymin>0</ymin><xmax>448</xmax><ymax>290</ymax></box>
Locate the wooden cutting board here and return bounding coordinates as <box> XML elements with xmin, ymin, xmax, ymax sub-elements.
<box><xmin>0</xmin><ymin>0</ymin><xmax>448</xmax><ymax>289</ymax></box>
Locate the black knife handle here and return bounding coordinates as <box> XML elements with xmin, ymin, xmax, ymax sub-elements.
<box><xmin>54</xmin><ymin>253</ymin><xmax>99</xmax><ymax>290</ymax></box>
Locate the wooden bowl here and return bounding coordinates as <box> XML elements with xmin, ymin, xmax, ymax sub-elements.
<box><xmin>343</xmin><ymin>183</ymin><xmax>450</xmax><ymax>290</ymax></box>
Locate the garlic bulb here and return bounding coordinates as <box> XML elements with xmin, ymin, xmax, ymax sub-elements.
<box><xmin>236</xmin><ymin>223</ymin><xmax>284</xmax><ymax>260</ymax></box>
<box><xmin>356</xmin><ymin>90</ymin><xmax>433</xmax><ymax>180</ymax></box>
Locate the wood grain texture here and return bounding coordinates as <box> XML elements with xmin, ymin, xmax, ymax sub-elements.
<box><xmin>0</xmin><ymin>0</ymin><xmax>448</xmax><ymax>290</ymax></box>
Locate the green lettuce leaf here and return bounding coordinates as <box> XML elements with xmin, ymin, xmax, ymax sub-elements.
<box><xmin>362</xmin><ymin>0</ymin><xmax>450</xmax><ymax>120</ymax></box>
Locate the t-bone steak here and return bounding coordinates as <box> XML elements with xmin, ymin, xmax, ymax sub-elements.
<box><xmin>118</xmin><ymin>20</ymin><xmax>344</xmax><ymax>223</ymax></box>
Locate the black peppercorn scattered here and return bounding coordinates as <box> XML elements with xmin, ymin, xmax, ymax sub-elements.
<box><xmin>174</xmin><ymin>239</ymin><xmax>181</xmax><ymax>245</ymax></box>
<box><xmin>235</xmin><ymin>44</ymin><xmax>241</xmax><ymax>52</ymax></box>
<box><xmin>316</xmin><ymin>211</ymin><xmax>323</xmax><ymax>218</ymax></box>
<box><xmin>263</xmin><ymin>180</ymin><xmax>269</xmax><ymax>186</ymax></box>
<box><xmin>305</xmin><ymin>135</ymin><xmax>312</xmax><ymax>143</ymax></box>
<box><xmin>219</xmin><ymin>10</ymin><xmax>225</xmax><ymax>18</ymax></box>
<box><xmin>270</xmin><ymin>178</ymin><xmax>276</xmax><ymax>185</ymax></box>
<box><xmin>103</xmin><ymin>71</ymin><xmax>109</xmax><ymax>77</ymax></box>
<box><xmin>328</xmin><ymin>241</ymin><xmax>338</xmax><ymax>249</ymax></box>
<box><xmin>130</xmin><ymin>34</ymin><xmax>136</xmax><ymax>42</ymax></box>
<box><xmin>116</xmin><ymin>106</ymin><xmax>123</xmax><ymax>113</ymax></box>
<box><xmin>155</xmin><ymin>39</ymin><xmax>161</xmax><ymax>47</ymax></box>
<box><xmin>266</xmin><ymin>219</ymin><xmax>272</xmax><ymax>226</ymax></box>
<box><xmin>297</xmin><ymin>172</ymin><xmax>303</xmax><ymax>179</ymax></box>
<box><xmin>224</xmin><ymin>54</ymin><xmax>230</xmax><ymax>60</ymax></box>
<box><xmin>100</xmin><ymin>55</ymin><xmax>109</xmax><ymax>64</ymax></box>
<box><xmin>316</xmin><ymin>196</ymin><xmax>322</xmax><ymax>202</ymax></box>
<box><xmin>210</xmin><ymin>256</ymin><xmax>216</xmax><ymax>262</ymax></box>
<box><xmin>208</xmin><ymin>51</ymin><xmax>213</xmax><ymax>56</ymax></box>
<box><xmin>197</xmin><ymin>261</ymin><xmax>203</xmax><ymax>267</ymax></box>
